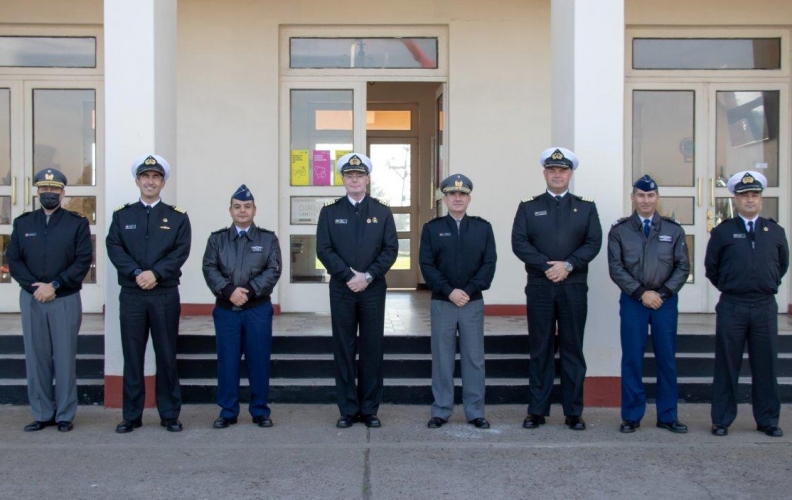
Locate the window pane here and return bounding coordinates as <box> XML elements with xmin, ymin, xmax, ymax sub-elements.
<box><xmin>633</xmin><ymin>38</ymin><xmax>781</xmax><ymax>70</ymax></box>
<box><xmin>84</xmin><ymin>235</ymin><xmax>96</xmax><ymax>284</ymax></box>
<box><xmin>685</xmin><ymin>235</ymin><xmax>694</xmax><ymax>284</ymax></box>
<box><xmin>369</xmin><ymin>143</ymin><xmax>411</xmax><ymax>207</ymax></box>
<box><xmin>0</xmin><ymin>89</ymin><xmax>9</xmax><ymax>186</ymax></box>
<box><xmin>291</xmin><ymin>38</ymin><xmax>438</xmax><ymax>69</ymax></box>
<box><xmin>658</xmin><ymin>197</ymin><xmax>694</xmax><ymax>225</ymax></box>
<box><xmin>1</xmin><ymin>234</ymin><xmax>10</xmax><ymax>283</ymax></box>
<box><xmin>715</xmin><ymin>91</ymin><xmax>779</xmax><ymax>187</ymax></box>
<box><xmin>715</xmin><ymin>196</ymin><xmax>778</xmax><ymax>222</ymax></box>
<box><xmin>632</xmin><ymin>91</ymin><xmax>695</xmax><ymax>187</ymax></box>
<box><xmin>33</xmin><ymin>196</ymin><xmax>96</xmax><ymax>224</ymax></box>
<box><xmin>290</xmin><ymin>235</ymin><xmax>329</xmax><ymax>283</ymax></box>
<box><xmin>33</xmin><ymin>89</ymin><xmax>96</xmax><ymax>186</ymax></box>
<box><xmin>291</xmin><ymin>90</ymin><xmax>353</xmax><ymax>187</ymax></box>
<box><xmin>0</xmin><ymin>37</ymin><xmax>96</xmax><ymax>68</ymax></box>
<box><xmin>391</xmin><ymin>238</ymin><xmax>411</xmax><ymax>270</ymax></box>
<box><xmin>393</xmin><ymin>214</ymin><xmax>411</xmax><ymax>232</ymax></box>
<box><xmin>0</xmin><ymin>196</ymin><xmax>12</xmax><ymax>224</ymax></box>
<box><xmin>367</xmin><ymin>111</ymin><xmax>412</xmax><ymax>131</ymax></box>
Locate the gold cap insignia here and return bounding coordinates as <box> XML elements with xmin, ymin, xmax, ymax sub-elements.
<box><xmin>45</xmin><ymin>171</ymin><xmax>54</xmax><ymax>181</ymax></box>
<box><xmin>144</xmin><ymin>156</ymin><xmax>157</xmax><ymax>166</ymax></box>
<box><xmin>551</xmin><ymin>150</ymin><xmax>564</xmax><ymax>161</ymax></box>
<box><xmin>742</xmin><ymin>175</ymin><xmax>754</xmax><ymax>184</ymax></box>
<box><xmin>349</xmin><ymin>156</ymin><xmax>361</xmax><ymax>166</ymax></box>
<box><xmin>455</xmin><ymin>180</ymin><xmax>463</xmax><ymax>189</ymax></box>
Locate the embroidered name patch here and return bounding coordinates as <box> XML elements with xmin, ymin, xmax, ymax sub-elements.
<box><xmin>658</xmin><ymin>235</ymin><xmax>672</xmax><ymax>242</ymax></box>
<box><xmin>251</xmin><ymin>246</ymin><xmax>264</xmax><ymax>252</ymax></box>
<box><xmin>335</xmin><ymin>219</ymin><xmax>348</xmax><ymax>224</ymax></box>
<box><xmin>733</xmin><ymin>233</ymin><xmax>747</xmax><ymax>239</ymax></box>
<box><xmin>534</xmin><ymin>211</ymin><xmax>548</xmax><ymax>216</ymax></box>
<box><xmin>159</xmin><ymin>226</ymin><xmax>170</xmax><ymax>230</ymax></box>
<box><xmin>439</xmin><ymin>232</ymin><xmax>452</xmax><ymax>237</ymax></box>
<box><xmin>24</xmin><ymin>232</ymin><xmax>37</xmax><ymax>237</ymax></box>
<box><xmin>125</xmin><ymin>225</ymin><xmax>136</xmax><ymax>230</ymax></box>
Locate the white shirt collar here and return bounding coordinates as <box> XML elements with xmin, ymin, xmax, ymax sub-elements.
<box><xmin>739</xmin><ymin>214</ymin><xmax>759</xmax><ymax>226</ymax></box>
<box><xmin>348</xmin><ymin>195</ymin><xmax>366</xmax><ymax>206</ymax></box>
<box><xmin>235</xmin><ymin>225</ymin><xmax>252</xmax><ymax>235</ymax></box>
<box><xmin>547</xmin><ymin>190</ymin><xmax>569</xmax><ymax>198</ymax></box>
<box><xmin>140</xmin><ymin>198</ymin><xmax>161</xmax><ymax>208</ymax></box>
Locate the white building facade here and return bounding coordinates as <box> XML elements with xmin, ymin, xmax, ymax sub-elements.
<box><xmin>0</xmin><ymin>0</ymin><xmax>789</xmax><ymax>406</ymax></box>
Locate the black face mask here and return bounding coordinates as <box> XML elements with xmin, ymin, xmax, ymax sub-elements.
<box><xmin>39</xmin><ymin>192</ymin><xmax>61</xmax><ymax>210</ymax></box>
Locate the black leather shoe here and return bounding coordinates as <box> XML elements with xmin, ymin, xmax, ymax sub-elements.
<box><xmin>620</xmin><ymin>420</ymin><xmax>640</xmax><ymax>433</ymax></box>
<box><xmin>337</xmin><ymin>415</ymin><xmax>355</xmax><ymax>428</ymax></box>
<box><xmin>115</xmin><ymin>419</ymin><xmax>142</xmax><ymax>433</ymax></box>
<box><xmin>711</xmin><ymin>424</ymin><xmax>728</xmax><ymax>436</ymax></box>
<box><xmin>213</xmin><ymin>416</ymin><xmax>238</xmax><ymax>429</ymax></box>
<box><xmin>361</xmin><ymin>414</ymin><xmax>382</xmax><ymax>428</ymax></box>
<box><xmin>657</xmin><ymin>420</ymin><xmax>688</xmax><ymax>433</ymax></box>
<box><xmin>23</xmin><ymin>419</ymin><xmax>56</xmax><ymax>432</ymax></box>
<box><xmin>469</xmin><ymin>418</ymin><xmax>490</xmax><ymax>429</ymax></box>
<box><xmin>253</xmin><ymin>415</ymin><xmax>273</xmax><ymax>428</ymax></box>
<box><xmin>522</xmin><ymin>414</ymin><xmax>546</xmax><ymax>429</ymax></box>
<box><xmin>565</xmin><ymin>416</ymin><xmax>586</xmax><ymax>431</ymax></box>
<box><xmin>427</xmin><ymin>417</ymin><xmax>447</xmax><ymax>429</ymax></box>
<box><xmin>757</xmin><ymin>424</ymin><xmax>783</xmax><ymax>437</ymax></box>
<box><xmin>57</xmin><ymin>421</ymin><xmax>73</xmax><ymax>432</ymax></box>
<box><xmin>160</xmin><ymin>419</ymin><xmax>183</xmax><ymax>432</ymax></box>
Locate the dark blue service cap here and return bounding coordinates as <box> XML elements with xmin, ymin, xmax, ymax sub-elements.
<box><xmin>231</xmin><ymin>184</ymin><xmax>254</xmax><ymax>201</ymax></box>
<box><xmin>440</xmin><ymin>173</ymin><xmax>473</xmax><ymax>194</ymax></box>
<box><xmin>633</xmin><ymin>175</ymin><xmax>658</xmax><ymax>192</ymax></box>
<box><xmin>33</xmin><ymin>168</ymin><xmax>67</xmax><ymax>188</ymax></box>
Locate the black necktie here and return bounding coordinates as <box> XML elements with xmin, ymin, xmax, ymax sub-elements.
<box><xmin>747</xmin><ymin>220</ymin><xmax>754</xmax><ymax>234</ymax></box>
<box><xmin>145</xmin><ymin>205</ymin><xmax>151</xmax><ymax>215</ymax></box>
<box><xmin>643</xmin><ymin>219</ymin><xmax>651</xmax><ymax>237</ymax></box>
<box><xmin>239</xmin><ymin>230</ymin><xmax>247</xmax><ymax>238</ymax></box>
<box><xmin>555</xmin><ymin>195</ymin><xmax>562</xmax><ymax>203</ymax></box>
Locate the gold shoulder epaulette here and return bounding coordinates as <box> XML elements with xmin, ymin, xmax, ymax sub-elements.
<box><xmin>114</xmin><ymin>203</ymin><xmax>130</xmax><ymax>212</ymax></box>
<box><xmin>579</xmin><ymin>196</ymin><xmax>594</xmax><ymax>203</ymax></box>
<box><xmin>521</xmin><ymin>196</ymin><xmax>534</xmax><ymax>203</ymax></box>
<box><xmin>173</xmin><ymin>206</ymin><xmax>187</xmax><ymax>214</ymax></box>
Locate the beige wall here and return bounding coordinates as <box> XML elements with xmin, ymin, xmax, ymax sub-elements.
<box><xmin>0</xmin><ymin>0</ymin><xmax>102</xmax><ymax>24</ymax></box>
<box><xmin>627</xmin><ymin>0</ymin><xmax>792</xmax><ymax>24</ymax></box>
<box><xmin>176</xmin><ymin>0</ymin><xmax>552</xmax><ymax>306</ymax></box>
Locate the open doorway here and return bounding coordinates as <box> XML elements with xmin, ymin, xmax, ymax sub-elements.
<box><xmin>367</xmin><ymin>82</ymin><xmax>444</xmax><ymax>290</ymax></box>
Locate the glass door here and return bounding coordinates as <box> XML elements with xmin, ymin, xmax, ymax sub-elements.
<box><xmin>368</xmin><ymin>138</ymin><xmax>418</xmax><ymax>288</ymax></box>
<box><xmin>628</xmin><ymin>82</ymin><xmax>788</xmax><ymax>312</ymax></box>
<box><xmin>279</xmin><ymin>82</ymin><xmax>367</xmax><ymax>312</ymax></box>
<box><xmin>0</xmin><ymin>81</ymin><xmax>104</xmax><ymax>312</ymax></box>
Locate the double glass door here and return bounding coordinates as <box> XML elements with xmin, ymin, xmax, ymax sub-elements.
<box><xmin>0</xmin><ymin>80</ymin><xmax>103</xmax><ymax>312</ymax></box>
<box><xmin>628</xmin><ymin>82</ymin><xmax>788</xmax><ymax>312</ymax></box>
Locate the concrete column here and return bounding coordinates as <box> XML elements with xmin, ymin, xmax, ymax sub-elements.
<box><xmin>104</xmin><ymin>0</ymin><xmax>178</xmax><ymax>408</ymax></box>
<box><xmin>551</xmin><ymin>0</ymin><xmax>624</xmax><ymax>406</ymax></box>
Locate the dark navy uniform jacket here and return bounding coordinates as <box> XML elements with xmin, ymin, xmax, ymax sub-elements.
<box><xmin>316</xmin><ymin>196</ymin><xmax>398</xmax><ymax>283</ymax></box>
<box><xmin>202</xmin><ymin>224</ymin><xmax>282</xmax><ymax>310</ymax></box>
<box><xmin>419</xmin><ymin>214</ymin><xmax>497</xmax><ymax>302</ymax></box>
<box><xmin>608</xmin><ymin>212</ymin><xmax>690</xmax><ymax>300</ymax></box>
<box><xmin>705</xmin><ymin>216</ymin><xmax>789</xmax><ymax>298</ymax></box>
<box><xmin>106</xmin><ymin>201</ymin><xmax>192</xmax><ymax>291</ymax></box>
<box><xmin>511</xmin><ymin>192</ymin><xmax>602</xmax><ymax>285</ymax></box>
<box><xmin>8</xmin><ymin>208</ymin><xmax>92</xmax><ymax>297</ymax></box>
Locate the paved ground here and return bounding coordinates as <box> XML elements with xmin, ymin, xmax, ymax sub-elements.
<box><xmin>1</xmin><ymin>404</ymin><xmax>791</xmax><ymax>499</ymax></box>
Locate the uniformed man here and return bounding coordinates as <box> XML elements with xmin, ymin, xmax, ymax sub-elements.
<box><xmin>316</xmin><ymin>152</ymin><xmax>398</xmax><ymax>428</ymax></box>
<box><xmin>705</xmin><ymin>171</ymin><xmax>788</xmax><ymax>437</ymax></box>
<box><xmin>511</xmin><ymin>147</ymin><xmax>602</xmax><ymax>430</ymax></box>
<box><xmin>8</xmin><ymin>169</ymin><xmax>92</xmax><ymax>432</ymax></box>
<box><xmin>202</xmin><ymin>184</ymin><xmax>282</xmax><ymax>429</ymax></box>
<box><xmin>420</xmin><ymin>174</ymin><xmax>497</xmax><ymax>429</ymax></box>
<box><xmin>608</xmin><ymin>175</ymin><xmax>690</xmax><ymax>434</ymax></box>
<box><xmin>106</xmin><ymin>154</ymin><xmax>192</xmax><ymax>433</ymax></box>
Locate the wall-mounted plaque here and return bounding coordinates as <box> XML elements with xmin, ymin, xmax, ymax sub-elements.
<box><xmin>290</xmin><ymin>196</ymin><xmax>338</xmax><ymax>225</ymax></box>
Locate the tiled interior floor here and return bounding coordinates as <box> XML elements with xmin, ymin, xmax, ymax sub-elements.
<box><xmin>1</xmin><ymin>290</ymin><xmax>791</xmax><ymax>337</ymax></box>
